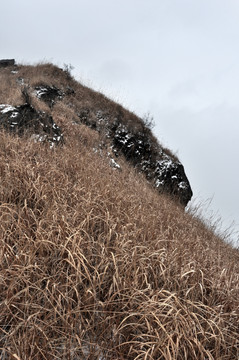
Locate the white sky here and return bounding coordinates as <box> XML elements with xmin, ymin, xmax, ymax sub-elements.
<box><xmin>1</xmin><ymin>0</ymin><xmax>239</xmax><ymax>246</ymax></box>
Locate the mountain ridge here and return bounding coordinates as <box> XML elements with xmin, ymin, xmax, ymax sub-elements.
<box><xmin>0</xmin><ymin>61</ymin><xmax>192</xmax><ymax>206</ymax></box>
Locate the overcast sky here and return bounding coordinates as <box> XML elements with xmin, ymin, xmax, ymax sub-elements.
<box><xmin>1</xmin><ymin>0</ymin><xmax>239</xmax><ymax>246</ymax></box>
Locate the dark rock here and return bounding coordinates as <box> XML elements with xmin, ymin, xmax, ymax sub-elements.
<box><xmin>34</xmin><ymin>85</ymin><xmax>64</xmax><ymax>108</ymax></box>
<box><xmin>113</xmin><ymin>124</ymin><xmax>152</xmax><ymax>164</ymax></box>
<box><xmin>153</xmin><ymin>156</ymin><xmax>193</xmax><ymax>207</ymax></box>
<box><xmin>0</xmin><ymin>59</ymin><xmax>15</xmax><ymax>67</ymax></box>
<box><xmin>111</xmin><ymin>123</ymin><xmax>193</xmax><ymax>206</ymax></box>
<box><xmin>0</xmin><ymin>103</ymin><xmax>63</xmax><ymax>146</ymax></box>
<box><xmin>77</xmin><ymin>108</ymin><xmax>193</xmax><ymax>206</ymax></box>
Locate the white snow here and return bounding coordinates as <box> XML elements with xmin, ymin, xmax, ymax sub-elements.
<box><xmin>0</xmin><ymin>104</ymin><xmax>17</xmax><ymax>113</ymax></box>
<box><xmin>34</xmin><ymin>88</ymin><xmax>48</xmax><ymax>98</ymax></box>
<box><xmin>178</xmin><ymin>181</ymin><xmax>187</xmax><ymax>189</ymax></box>
<box><xmin>10</xmin><ymin>112</ymin><xmax>19</xmax><ymax>118</ymax></box>
<box><xmin>109</xmin><ymin>158</ymin><xmax>121</xmax><ymax>170</ymax></box>
<box><xmin>53</xmin><ymin>136</ymin><xmax>62</xmax><ymax>142</ymax></box>
<box><xmin>155</xmin><ymin>179</ymin><xmax>164</xmax><ymax>187</ymax></box>
<box><xmin>116</xmin><ymin>132</ymin><xmax>132</xmax><ymax>145</ymax></box>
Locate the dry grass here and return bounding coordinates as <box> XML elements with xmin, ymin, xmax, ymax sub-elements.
<box><xmin>0</xmin><ymin>63</ymin><xmax>238</xmax><ymax>359</ymax></box>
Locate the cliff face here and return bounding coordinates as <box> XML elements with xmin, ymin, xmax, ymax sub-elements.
<box><xmin>0</xmin><ymin>61</ymin><xmax>192</xmax><ymax>206</ymax></box>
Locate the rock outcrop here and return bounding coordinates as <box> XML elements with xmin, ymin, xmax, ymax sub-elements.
<box><xmin>0</xmin><ymin>103</ymin><xmax>63</xmax><ymax>146</ymax></box>
<box><xmin>111</xmin><ymin>123</ymin><xmax>192</xmax><ymax>206</ymax></box>
<box><xmin>34</xmin><ymin>85</ymin><xmax>64</xmax><ymax>108</ymax></box>
<box><xmin>0</xmin><ymin>59</ymin><xmax>15</xmax><ymax>67</ymax></box>
<box><xmin>78</xmin><ymin>110</ymin><xmax>193</xmax><ymax>206</ymax></box>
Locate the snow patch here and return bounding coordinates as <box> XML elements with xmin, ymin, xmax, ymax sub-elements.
<box><xmin>109</xmin><ymin>158</ymin><xmax>121</xmax><ymax>170</ymax></box>
<box><xmin>155</xmin><ymin>179</ymin><xmax>165</xmax><ymax>188</ymax></box>
<box><xmin>10</xmin><ymin>112</ymin><xmax>19</xmax><ymax>118</ymax></box>
<box><xmin>178</xmin><ymin>181</ymin><xmax>188</xmax><ymax>189</ymax></box>
<box><xmin>0</xmin><ymin>104</ymin><xmax>17</xmax><ymax>113</ymax></box>
<box><xmin>34</xmin><ymin>87</ymin><xmax>49</xmax><ymax>98</ymax></box>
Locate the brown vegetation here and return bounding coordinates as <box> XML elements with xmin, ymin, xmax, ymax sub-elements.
<box><xmin>0</xmin><ymin>63</ymin><xmax>238</xmax><ymax>359</ymax></box>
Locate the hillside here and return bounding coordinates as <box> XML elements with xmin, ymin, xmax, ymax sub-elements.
<box><xmin>0</xmin><ymin>61</ymin><xmax>238</xmax><ymax>359</ymax></box>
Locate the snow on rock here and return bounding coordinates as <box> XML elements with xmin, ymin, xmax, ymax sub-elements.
<box><xmin>78</xmin><ymin>108</ymin><xmax>193</xmax><ymax>206</ymax></box>
<box><xmin>0</xmin><ymin>103</ymin><xmax>63</xmax><ymax>146</ymax></box>
<box><xmin>34</xmin><ymin>85</ymin><xmax>64</xmax><ymax>108</ymax></box>
<box><xmin>153</xmin><ymin>156</ymin><xmax>192</xmax><ymax>205</ymax></box>
<box><xmin>0</xmin><ymin>104</ymin><xmax>17</xmax><ymax>113</ymax></box>
<box><xmin>109</xmin><ymin>157</ymin><xmax>121</xmax><ymax>170</ymax></box>
<box><xmin>109</xmin><ymin>121</ymin><xmax>192</xmax><ymax>206</ymax></box>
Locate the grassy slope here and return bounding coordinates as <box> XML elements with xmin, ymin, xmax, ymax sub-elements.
<box><xmin>0</xmin><ymin>63</ymin><xmax>238</xmax><ymax>359</ymax></box>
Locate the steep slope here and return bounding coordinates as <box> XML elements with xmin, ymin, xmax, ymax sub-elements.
<box><xmin>0</xmin><ymin>62</ymin><xmax>238</xmax><ymax>360</ymax></box>
<box><xmin>0</xmin><ymin>62</ymin><xmax>192</xmax><ymax>206</ymax></box>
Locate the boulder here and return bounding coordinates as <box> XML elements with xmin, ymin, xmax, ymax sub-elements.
<box><xmin>0</xmin><ymin>59</ymin><xmax>15</xmax><ymax>67</ymax></box>
<box><xmin>153</xmin><ymin>155</ymin><xmax>193</xmax><ymax>206</ymax></box>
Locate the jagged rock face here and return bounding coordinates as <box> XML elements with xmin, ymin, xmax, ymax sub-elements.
<box><xmin>79</xmin><ymin>111</ymin><xmax>193</xmax><ymax>206</ymax></box>
<box><xmin>0</xmin><ymin>103</ymin><xmax>63</xmax><ymax>146</ymax></box>
<box><xmin>34</xmin><ymin>85</ymin><xmax>64</xmax><ymax>108</ymax></box>
<box><xmin>34</xmin><ymin>84</ymin><xmax>75</xmax><ymax>108</ymax></box>
<box><xmin>111</xmin><ymin>123</ymin><xmax>192</xmax><ymax>206</ymax></box>
<box><xmin>112</xmin><ymin>124</ymin><xmax>152</xmax><ymax>163</ymax></box>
